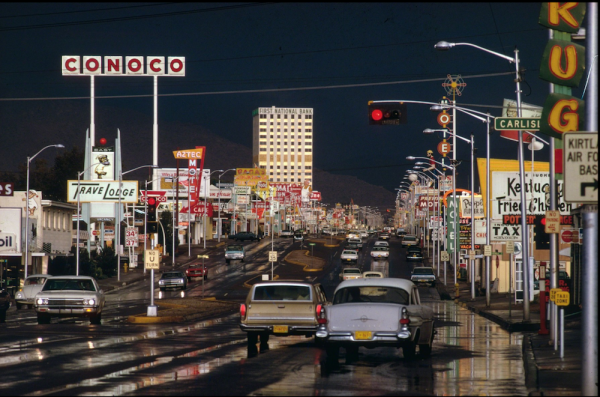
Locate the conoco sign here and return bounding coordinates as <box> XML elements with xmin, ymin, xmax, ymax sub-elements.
<box><xmin>62</xmin><ymin>56</ymin><xmax>185</xmax><ymax>76</ymax></box>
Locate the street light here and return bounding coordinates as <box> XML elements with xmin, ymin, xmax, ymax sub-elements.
<box><xmin>117</xmin><ymin>165</ymin><xmax>157</xmax><ymax>282</ymax></box>
<box><xmin>24</xmin><ymin>144</ymin><xmax>64</xmax><ymax>280</ymax></box>
<box><xmin>204</xmin><ymin>170</ymin><xmax>223</xmax><ymax>249</ymax></box>
<box><xmin>435</xmin><ymin>40</ymin><xmax>533</xmax><ymax>320</ymax></box>
<box><xmin>76</xmin><ymin>162</ymin><xmax>103</xmax><ymax>276</ymax></box>
<box><xmin>217</xmin><ymin>169</ymin><xmax>235</xmax><ymax>243</ymax></box>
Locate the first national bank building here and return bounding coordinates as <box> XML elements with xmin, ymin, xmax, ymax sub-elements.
<box><xmin>252</xmin><ymin>107</ymin><xmax>313</xmax><ymax>184</ymax></box>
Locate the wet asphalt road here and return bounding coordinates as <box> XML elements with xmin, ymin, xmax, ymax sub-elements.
<box><xmin>0</xmin><ymin>235</ymin><xmax>529</xmax><ymax>396</ymax></box>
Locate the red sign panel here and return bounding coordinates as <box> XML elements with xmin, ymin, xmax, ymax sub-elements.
<box><xmin>310</xmin><ymin>191</ymin><xmax>322</xmax><ymax>201</ymax></box>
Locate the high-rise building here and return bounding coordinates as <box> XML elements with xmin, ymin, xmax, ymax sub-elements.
<box><xmin>252</xmin><ymin>106</ymin><xmax>313</xmax><ymax>184</ymax></box>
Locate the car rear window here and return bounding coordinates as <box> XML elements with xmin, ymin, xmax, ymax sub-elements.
<box><xmin>25</xmin><ymin>277</ymin><xmax>48</xmax><ymax>285</ymax></box>
<box><xmin>43</xmin><ymin>279</ymin><xmax>96</xmax><ymax>291</ymax></box>
<box><xmin>404</xmin><ymin>236</ymin><xmax>416</xmax><ymax>241</ymax></box>
<box><xmin>333</xmin><ymin>286</ymin><xmax>409</xmax><ymax>305</ymax></box>
<box><xmin>253</xmin><ymin>285</ymin><xmax>311</xmax><ymax>301</ymax></box>
<box><xmin>227</xmin><ymin>245</ymin><xmax>243</xmax><ymax>251</ymax></box>
<box><xmin>342</xmin><ymin>250</ymin><xmax>357</xmax><ymax>255</ymax></box>
<box><xmin>413</xmin><ymin>268</ymin><xmax>434</xmax><ymax>275</ymax></box>
<box><xmin>344</xmin><ymin>269</ymin><xmax>361</xmax><ymax>274</ymax></box>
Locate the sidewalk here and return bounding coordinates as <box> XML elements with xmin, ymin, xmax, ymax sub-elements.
<box><xmin>428</xmin><ymin>255</ymin><xmax>583</xmax><ymax>396</ymax></box>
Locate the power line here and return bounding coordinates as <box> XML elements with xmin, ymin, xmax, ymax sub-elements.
<box><xmin>0</xmin><ymin>3</ymin><xmax>177</xmax><ymax>19</ymax></box>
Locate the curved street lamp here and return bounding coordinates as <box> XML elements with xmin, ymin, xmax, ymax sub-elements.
<box><xmin>217</xmin><ymin>169</ymin><xmax>236</xmax><ymax>243</ymax></box>
<box><xmin>75</xmin><ymin>162</ymin><xmax>102</xmax><ymax>276</ymax></box>
<box><xmin>24</xmin><ymin>144</ymin><xmax>65</xmax><ymax>280</ymax></box>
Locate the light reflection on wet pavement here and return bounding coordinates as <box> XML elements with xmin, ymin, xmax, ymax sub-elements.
<box><xmin>0</xmin><ymin>300</ymin><xmax>529</xmax><ymax>396</ymax></box>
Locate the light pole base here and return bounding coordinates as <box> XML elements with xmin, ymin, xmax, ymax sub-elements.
<box><xmin>147</xmin><ymin>305</ymin><xmax>158</xmax><ymax>317</ymax></box>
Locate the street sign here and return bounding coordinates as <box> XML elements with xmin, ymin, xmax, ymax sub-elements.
<box><xmin>469</xmin><ymin>250</ymin><xmax>476</xmax><ymax>258</ymax></box>
<box><xmin>309</xmin><ymin>243</ymin><xmax>316</xmax><ymax>246</ymax></box>
<box><xmin>483</xmin><ymin>245</ymin><xmax>492</xmax><ymax>257</ymax></box>
<box><xmin>545</xmin><ymin>210</ymin><xmax>561</xmax><ymax>234</ymax></box>
<box><xmin>144</xmin><ymin>249</ymin><xmax>160</xmax><ymax>270</ymax></box>
<box><xmin>506</xmin><ymin>241</ymin><xmax>515</xmax><ymax>254</ymax></box>
<box><xmin>550</xmin><ymin>288</ymin><xmax>562</xmax><ymax>302</ymax></box>
<box><xmin>125</xmin><ymin>227</ymin><xmax>138</xmax><ymax>247</ymax></box>
<box><xmin>440</xmin><ymin>251</ymin><xmax>450</xmax><ymax>262</ymax></box>
<box><xmin>555</xmin><ymin>291</ymin><xmax>570</xmax><ymax>306</ymax></box>
<box><xmin>563</xmin><ymin>131</ymin><xmax>598</xmax><ymax>203</ymax></box>
<box><xmin>268</xmin><ymin>251</ymin><xmax>277</xmax><ymax>262</ymax></box>
<box><xmin>494</xmin><ymin>117</ymin><xmax>541</xmax><ymax>131</ymax></box>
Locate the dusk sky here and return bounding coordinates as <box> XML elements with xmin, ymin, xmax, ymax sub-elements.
<box><xmin>0</xmin><ymin>3</ymin><xmax>584</xmax><ymax>196</ymax></box>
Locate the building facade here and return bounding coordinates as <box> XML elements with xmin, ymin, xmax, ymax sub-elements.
<box><xmin>252</xmin><ymin>107</ymin><xmax>313</xmax><ymax>184</ymax></box>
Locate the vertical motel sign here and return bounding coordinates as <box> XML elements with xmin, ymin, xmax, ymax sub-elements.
<box><xmin>446</xmin><ymin>195</ymin><xmax>458</xmax><ymax>253</ymax></box>
<box><xmin>538</xmin><ymin>3</ymin><xmax>587</xmax><ymax>140</ymax></box>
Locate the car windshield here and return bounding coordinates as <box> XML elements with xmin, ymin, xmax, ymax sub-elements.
<box><xmin>43</xmin><ymin>279</ymin><xmax>96</xmax><ymax>291</ymax></box>
<box><xmin>373</xmin><ymin>247</ymin><xmax>388</xmax><ymax>251</ymax></box>
<box><xmin>253</xmin><ymin>285</ymin><xmax>311</xmax><ymax>301</ymax></box>
<box><xmin>227</xmin><ymin>245</ymin><xmax>243</xmax><ymax>251</ymax></box>
<box><xmin>413</xmin><ymin>268</ymin><xmax>434</xmax><ymax>275</ymax></box>
<box><xmin>163</xmin><ymin>272</ymin><xmax>183</xmax><ymax>278</ymax></box>
<box><xmin>25</xmin><ymin>277</ymin><xmax>48</xmax><ymax>286</ymax></box>
<box><xmin>344</xmin><ymin>269</ymin><xmax>361</xmax><ymax>274</ymax></box>
<box><xmin>333</xmin><ymin>286</ymin><xmax>409</xmax><ymax>305</ymax></box>
<box><xmin>342</xmin><ymin>250</ymin><xmax>357</xmax><ymax>255</ymax></box>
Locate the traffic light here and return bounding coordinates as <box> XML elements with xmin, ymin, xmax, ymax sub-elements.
<box><xmin>368</xmin><ymin>101</ymin><xmax>407</xmax><ymax>125</ymax></box>
<box><xmin>534</xmin><ymin>218</ymin><xmax>550</xmax><ymax>250</ymax></box>
<box><xmin>147</xmin><ymin>197</ymin><xmax>158</xmax><ymax>233</ymax></box>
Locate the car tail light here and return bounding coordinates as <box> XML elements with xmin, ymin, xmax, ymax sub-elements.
<box><xmin>240</xmin><ymin>303</ymin><xmax>246</xmax><ymax>318</ymax></box>
<box><xmin>400</xmin><ymin>307</ymin><xmax>410</xmax><ymax>325</ymax></box>
<box><xmin>316</xmin><ymin>304</ymin><xmax>327</xmax><ymax>324</ymax></box>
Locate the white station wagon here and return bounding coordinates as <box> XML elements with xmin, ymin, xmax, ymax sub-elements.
<box><xmin>316</xmin><ymin>278</ymin><xmax>435</xmax><ymax>361</ymax></box>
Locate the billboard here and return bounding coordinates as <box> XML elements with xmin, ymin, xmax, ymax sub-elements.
<box><xmin>92</xmin><ymin>146</ymin><xmax>115</xmax><ymax>180</ymax></box>
<box><xmin>0</xmin><ymin>208</ymin><xmax>22</xmax><ymax>254</ymax></box>
<box><xmin>234</xmin><ymin>168</ymin><xmax>267</xmax><ymax>187</ymax></box>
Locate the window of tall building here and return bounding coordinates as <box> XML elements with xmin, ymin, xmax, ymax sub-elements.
<box><xmin>260</xmin><ymin>148</ymin><xmax>266</xmax><ymax>152</ymax></box>
<box><xmin>305</xmin><ymin>148</ymin><xmax>312</xmax><ymax>152</ymax></box>
<box><xmin>260</xmin><ymin>135</ymin><xmax>267</xmax><ymax>139</ymax></box>
<box><xmin>305</xmin><ymin>166</ymin><xmax>312</xmax><ymax>170</ymax></box>
<box><xmin>305</xmin><ymin>115</ymin><xmax>313</xmax><ymax>119</ymax></box>
<box><xmin>305</xmin><ymin>134</ymin><xmax>312</xmax><ymax>139</ymax></box>
<box><xmin>306</xmin><ymin>172</ymin><xmax>312</xmax><ymax>176</ymax></box>
<box><xmin>284</xmin><ymin>114</ymin><xmax>288</xmax><ymax>119</ymax></box>
<box><xmin>306</xmin><ymin>129</ymin><xmax>312</xmax><ymax>132</ymax></box>
<box><xmin>260</xmin><ymin>122</ymin><xmax>267</xmax><ymax>125</ymax></box>
<box><xmin>260</xmin><ymin>128</ymin><xmax>266</xmax><ymax>132</ymax></box>
<box><xmin>305</xmin><ymin>122</ymin><xmax>312</xmax><ymax>126</ymax></box>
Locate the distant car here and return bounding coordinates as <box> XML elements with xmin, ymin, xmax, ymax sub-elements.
<box><xmin>406</xmin><ymin>246</ymin><xmax>424</xmax><ymax>262</ymax></box>
<box><xmin>339</xmin><ymin>267</ymin><xmax>362</xmax><ymax>281</ymax></box>
<box><xmin>378</xmin><ymin>232</ymin><xmax>390</xmax><ymax>240</ymax></box>
<box><xmin>340</xmin><ymin>250</ymin><xmax>359</xmax><ymax>263</ymax></box>
<box><xmin>185</xmin><ymin>264</ymin><xmax>208</xmax><ymax>281</ymax></box>
<box><xmin>411</xmin><ymin>266</ymin><xmax>436</xmax><ymax>287</ymax></box>
<box><xmin>230</xmin><ymin>232</ymin><xmax>260</xmax><ymax>242</ymax></box>
<box><xmin>359</xmin><ymin>230</ymin><xmax>369</xmax><ymax>238</ymax></box>
<box><xmin>374</xmin><ymin>240</ymin><xmax>389</xmax><ymax>248</ymax></box>
<box><xmin>346</xmin><ymin>230</ymin><xmax>360</xmax><ymax>240</ymax></box>
<box><xmin>279</xmin><ymin>230</ymin><xmax>294</xmax><ymax>238</ymax></box>
<box><xmin>362</xmin><ymin>271</ymin><xmax>384</xmax><ymax>278</ymax></box>
<box><xmin>0</xmin><ymin>289</ymin><xmax>11</xmax><ymax>323</ymax></box>
<box><xmin>225</xmin><ymin>244</ymin><xmax>246</xmax><ymax>264</ymax></box>
<box><xmin>347</xmin><ymin>238</ymin><xmax>363</xmax><ymax>250</ymax></box>
<box><xmin>346</xmin><ymin>243</ymin><xmax>360</xmax><ymax>252</ymax></box>
<box><xmin>396</xmin><ymin>228</ymin><xmax>407</xmax><ymax>237</ymax></box>
<box><xmin>322</xmin><ymin>228</ymin><xmax>333</xmax><ymax>235</ymax></box>
<box><xmin>294</xmin><ymin>231</ymin><xmax>304</xmax><ymax>241</ymax></box>
<box><xmin>370</xmin><ymin>246</ymin><xmax>389</xmax><ymax>259</ymax></box>
<box><xmin>15</xmin><ymin>274</ymin><xmax>51</xmax><ymax>310</ymax></box>
<box><xmin>34</xmin><ymin>276</ymin><xmax>105</xmax><ymax>325</ymax></box>
<box><xmin>401</xmin><ymin>235</ymin><xmax>419</xmax><ymax>247</ymax></box>
<box><xmin>158</xmin><ymin>271</ymin><xmax>187</xmax><ymax>291</ymax></box>
<box><xmin>316</xmin><ymin>278</ymin><xmax>435</xmax><ymax>360</ymax></box>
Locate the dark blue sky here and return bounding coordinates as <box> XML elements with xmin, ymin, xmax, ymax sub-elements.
<box><xmin>0</xmin><ymin>3</ymin><xmax>583</xmax><ymax>194</ymax></box>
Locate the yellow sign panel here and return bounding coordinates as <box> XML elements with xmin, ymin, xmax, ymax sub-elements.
<box><xmin>549</xmin><ymin>288</ymin><xmax>562</xmax><ymax>302</ymax></box>
<box><xmin>234</xmin><ymin>168</ymin><xmax>268</xmax><ymax>187</ymax></box>
<box><xmin>144</xmin><ymin>249</ymin><xmax>160</xmax><ymax>270</ymax></box>
<box><xmin>555</xmin><ymin>291</ymin><xmax>570</xmax><ymax>306</ymax></box>
<box><xmin>545</xmin><ymin>210</ymin><xmax>561</xmax><ymax>234</ymax></box>
<box><xmin>172</xmin><ymin>148</ymin><xmax>204</xmax><ymax>159</ymax></box>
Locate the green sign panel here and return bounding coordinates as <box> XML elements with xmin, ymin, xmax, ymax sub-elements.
<box><xmin>446</xmin><ymin>195</ymin><xmax>458</xmax><ymax>254</ymax></box>
<box><xmin>309</xmin><ymin>243</ymin><xmax>316</xmax><ymax>246</ymax></box>
<box><xmin>494</xmin><ymin>117</ymin><xmax>541</xmax><ymax>131</ymax></box>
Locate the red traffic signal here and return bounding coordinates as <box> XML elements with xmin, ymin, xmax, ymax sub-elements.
<box><xmin>368</xmin><ymin>102</ymin><xmax>407</xmax><ymax>125</ymax></box>
<box><xmin>147</xmin><ymin>197</ymin><xmax>157</xmax><ymax>223</ymax></box>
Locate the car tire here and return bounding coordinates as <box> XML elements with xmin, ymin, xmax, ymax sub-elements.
<box><xmin>247</xmin><ymin>332</ymin><xmax>259</xmax><ymax>346</ymax></box>
<box><xmin>259</xmin><ymin>332</ymin><xmax>270</xmax><ymax>345</ymax></box>
<box><xmin>346</xmin><ymin>345</ymin><xmax>359</xmax><ymax>361</ymax></box>
<box><xmin>90</xmin><ymin>314</ymin><xmax>102</xmax><ymax>325</ymax></box>
<box><xmin>419</xmin><ymin>342</ymin><xmax>432</xmax><ymax>357</ymax></box>
<box><xmin>37</xmin><ymin>313</ymin><xmax>50</xmax><ymax>324</ymax></box>
<box><xmin>187</xmin><ymin>277</ymin><xmax>191</xmax><ymax>283</ymax></box>
<box><xmin>204</xmin><ymin>275</ymin><xmax>208</xmax><ymax>281</ymax></box>
<box><xmin>403</xmin><ymin>343</ymin><xmax>417</xmax><ymax>359</ymax></box>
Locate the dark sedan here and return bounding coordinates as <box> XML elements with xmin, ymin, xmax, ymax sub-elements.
<box><xmin>229</xmin><ymin>232</ymin><xmax>260</xmax><ymax>242</ymax></box>
<box><xmin>158</xmin><ymin>271</ymin><xmax>187</xmax><ymax>291</ymax></box>
<box><xmin>406</xmin><ymin>246</ymin><xmax>424</xmax><ymax>262</ymax></box>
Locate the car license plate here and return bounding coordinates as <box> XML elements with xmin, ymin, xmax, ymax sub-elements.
<box><xmin>273</xmin><ymin>325</ymin><xmax>288</xmax><ymax>333</ymax></box>
<box><xmin>355</xmin><ymin>331</ymin><xmax>372</xmax><ymax>340</ymax></box>
<box><xmin>346</xmin><ymin>258</ymin><xmax>351</xmax><ymax>261</ymax></box>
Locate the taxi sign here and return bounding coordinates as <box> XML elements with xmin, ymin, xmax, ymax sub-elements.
<box><xmin>144</xmin><ymin>249</ymin><xmax>160</xmax><ymax>270</ymax></box>
<box><xmin>555</xmin><ymin>291</ymin><xmax>570</xmax><ymax>306</ymax></box>
<box><xmin>549</xmin><ymin>288</ymin><xmax>562</xmax><ymax>302</ymax></box>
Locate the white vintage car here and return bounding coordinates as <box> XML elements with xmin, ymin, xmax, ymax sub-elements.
<box><xmin>34</xmin><ymin>276</ymin><xmax>105</xmax><ymax>325</ymax></box>
<box><xmin>340</xmin><ymin>249</ymin><xmax>358</xmax><ymax>263</ymax></box>
<box><xmin>370</xmin><ymin>246</ymin><xmax>389</xmax><ymax>259</ymax></box>
<box><xmin>316</xmin><ymin>278</ymin><xmax>435</xmax><ymax>361</ymax></box>
<box><xmin>15</xmin><ymin>274</ymin><xmax>51</xmax><ymax>310</ymax></box>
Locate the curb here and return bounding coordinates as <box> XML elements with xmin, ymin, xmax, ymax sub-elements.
<box><xmin>283</xmin><ymin>250</ymin><xmax>325</xmax><ymax>272</ymax></box>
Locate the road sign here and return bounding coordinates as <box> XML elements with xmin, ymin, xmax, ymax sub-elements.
<box><xmin>440</xmin><ymin>251</ymin><xmax>450</xmax><ymax>262</ymax></box>
<box><xmin>545</xmin><ymin>210</ymin><xmax>561</xmax><ymax>234</ymax></box>
<box><xmin>494</xmin><ymin>117</ymin><xmax>541</xmax><ymax>131</ymax></box>
<box><xmin>506</xmin><ymin>241</ymin><xmax>515</xmax><ymax>254</ymax></box>
<box><xmin>125</xmin><ymin>226</ymin><xmax>138</xmax><ymax>247</ymax></box>
<box><xmin>563</xmin><ymin>131</ymin><xmax>598</xmax><ymax>203</ymax></box>
<box><xmin>268</xmin><ymin>251</ymin><xmax>277</xmax><ymax>262</ymax></box>
<box><xmin>555</xmin><ymin>291</ymin><xmax>570</xmax><ymax>306</ymax></box>
<box><xmin>144</xmin><ymin>249</ymin><xmax>160</xmax><ymax>270</ymax></box>
<box><xmin>469</xmin><ymin>250</ymin><xmax>476</xmax><ymax>258</ymax></box>
<box><xmin>483</xmin><ymin>245</ymin><xmax>492</xmax><ymax>256</ymax></box>
<box><xmin>560</xmin><ymin>228</ymin><xmax>581</xmax><ymax>244</ymax></box>
<box><xmin>550</xmin><ymin>288</ymin><xmax>562</xmax><ymax>302</ymax></box>
<box><xmin>309</xmin><ymin>243</ymin><xmax>316</xmax><ymax>246</ymax></box>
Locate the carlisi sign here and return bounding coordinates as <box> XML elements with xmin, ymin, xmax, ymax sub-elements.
<box><xmin>491</xmin><ymin>171</ymin><xmax>577</xmax><ymax>218</ymax></box>
<box><xmin>62</xmin><ymin>56</ymin><xmax>185</xmax><ymax>76</ymax></box>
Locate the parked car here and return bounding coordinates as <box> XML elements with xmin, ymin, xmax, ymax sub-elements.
<box><xmin>374</xmin><ymin>240</ymin><xmax>389</xmax><ymax>247</ymax></box>
<box><xmin>185</xmin><ymin>264</ymin><xmax>208</xmax><ymax>281</ymax></box>
<box><xmin>396</xmin><ymin>228</ymin><xmax>407</xmax><ymax>237</ymax></box>
<box><xmin>410</xmin><ymin>266</ymin><xmax>436</xmax><ymax>287</ymax></box>
<box><xmin>0</xmin><ymin>289</ymin><xmax>11</xmax><ymax>323</ymax></box>
<box><xmin>347</xmin><ymin>238</ymin><xmax>363</xmax><ymax>250</ymax></box>
<box><xmin>15</xmin><ymin>274</ymin><xmax>51</xmax><ymax>310</ymax></box>
<box><xmin>239</xmin><ymin>281</ymin><xmax>329</xmax><ymax>345</ymax></box>
<box><xmin>370</xmin><ymin>246</ymin><xmax>389</xmax><ymax>259</ymax></box>
<box><xmin>225</xmin><ymin>244</ymin><xmax>246</xmax><ymax>264</ymax></box>
<box><xmin>34</xmin><ymin>276</ymin><xmax>106</xmax><ymax>325</ymax></box>
<box><xmin>362</xmin><ymin>271</ymin><xmax>384</xmax><ymax>278</ymax></box>
<box><xmin>401</xmin><ymin>235</ymin><xmax>419</xmax><ymax>247</ymax></box>
<box><xmin>279</xmin><ymin>230</ymin><xmax>294</xmax><ymax>238</ymax></box>
<box><xmin>340</xmin><ymin>249</ymin><xmax>359</xmax><ymax>263</ymax></box>
<box><xmin>316</xmin><ymin>278</ymin><xmax>435</xmax><ymax>360</ymax></box>
<box><xmin>230</xmin><ymin>232</ymin><xmax>260</xmax><ymax>242</ymax></box>
<box><xmin>339</xmin><ymin>267</ymin><xmax>363</xmax><ymax>281</ymax></box>
<box><xmin>158</xmin><ymin>271</ymin><xmax>187</xmax><ymax>291</ymax></box>
<box><xmin>406</xmin><ymin>246</ymin><xmax>424</xmax><ymax>262</ymax></box>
